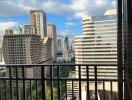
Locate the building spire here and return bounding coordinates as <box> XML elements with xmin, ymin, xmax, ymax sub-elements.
<box><xmin>16</xmin><ymin>25</ymin><xmax>22</xmax><ymax>34</ymax></box>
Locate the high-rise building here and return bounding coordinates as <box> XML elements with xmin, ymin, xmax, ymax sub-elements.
<box><xmin>62</xmin><ymin>34</ymin><xmax>69</xmax><ymax>61</ymax></box>
<box><xmin>2</xmin><ymin>26</ymin><xmax>52</xmax><ymax>99</ymax></box>
<box><xmin>3</xmin><ymin>26</ymin><xmax>52</xmax><ymax>79</ymax></box>
<box><xmin>23</xmin><ymin>25</ymin><xmax>30</xmax><ymax>34</ymax></box>
<box><xmin>67</xmin><ymin>9</ymin><xmax>118</xmax><ymax>99</ymax></box>
<box><xmin>75</xmin><ymin>12</ymin><xmax>117</xmax><ymax>79</ymax></box>
<box><xmin>34</xmin><ymin>37</ymin><xmax>52</xmax><ymax>77</ymax></box>
<box><xmin>5</xmin><ymin>29</ymin><xmax>13</xmax><ymax>35</ymax></box>
<box><xmin>47</xmin><ymin>24</ymin><xmax>57</xmax><ymax>61</ymax></box>
<box><xmin>56</xmin><ymin>34</ymin><xmax>70</xmax><ymax>62</ymax></box>
<box><xmin>2</xmin><ymin>10</ymin><xmax>52</xmax><ymax>99</ymax></box>
<box><xmin>57</xmin><ymin>35</ymin><xmax>62</xmax><ymax>52</ymax></box>
<box><xmin>30</xmin><ymin>10</ymin><xmax>47</xmax><ymax>37</ymax></box>
<box><xmin>3</xmin><ymin>27</ymin><xmax>42</xmax><ymax>78</ymax></box>
<box><xmin>56</xmin><ymin>36</ymin><xmax>63</xmax><ymax>62</ymax></box>
<box><xmin>0</xmin><ymin>39</ymin><xmax>4</xmax><ymax>64</ymax></box>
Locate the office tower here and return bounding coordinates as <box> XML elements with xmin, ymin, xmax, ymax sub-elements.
<box><xmin>30</xmin><ymin>10</ymin><xmax>47</xmax><ymax>37</ymax></box>
<box><xmin>47</xmin><ymin>24</ymin><xmax>57</xmax><ymax>61</ymax></box>
<box><xmin>41</xmin><ymin>37</ymin><xmax>52</xmax><ymax>62</ymax></box>
<box><xmin>0</xmin><ymin>39</ymin><xmax>4</xmax><ymax>64</ymax></box>
<box><xmin>3</xmin><ymin>25</ymin><xmax>52</xmax><ymax>72</ymax></box>
<box><xmin>23</xmin><ymin>25</ymin><xmax>30</xmax><ymax>34</ymax></box>
<box><xmin>34</xmin><ymin>37</ymin><xmax>52</xmax><ymax>77</ymax></box>
<box><xmin>0</xmin><ymin>40</ymin><xmax>2</xmax><ymax>63</ymax></box>
<box><xmin>3</xmin><ymin>26</ymin><xmax>42</xmax><ymax>78</ymax></box>
<box><xmin>69</xmin><ymin>40</ymin><xmax>75</xmax><ymax>61</ymax></box>
<box><xmin>75</xmin><ymin>11</ymin><xmax>117</xmax><ymax>79</ymax></box>
<box><xmin>5</xmin><ymin>29</ymin><xmax>13</xmax><ymax>35</ymax></box>
<box><xmin>71</xmin><ymin>40</ymin><xmax>75</xmax><ymax>51</ymax></box>
<box><xmin>62</xmin><ymin>34</ymin><xmax>69</xmax><ymax>61</ymax></box>
<box><xmin>3</xmin><ymin>26</ymin><xmax>51</xmax><ymax>99</ymax></box>
<box><xmin>57</xmin><ymin>36</ymin><xmax>62</xmax><ymax>52</ymax></box>
<box><xmin>15</xmin><ymin>25</ymin><xmax>23</xmax><ymax>34</ymax></box>
<box><xmin>68</xmin><ymin>9</ymin><xmax>118</xmax><ymax>99</ymax></box>
<box><xmin>56</xmin><ymin>36</ymin><xmax>63</xmax><ymax>62</ymax></box>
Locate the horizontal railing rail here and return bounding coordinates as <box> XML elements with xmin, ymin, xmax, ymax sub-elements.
<box><xmin>0</xmin><ymin>64</ymin><xmax>124</xmax><ymax>100</ymax></box>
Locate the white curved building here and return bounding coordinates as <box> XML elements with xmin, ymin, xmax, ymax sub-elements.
<box><xmin>75</xmin><ymin>14</ymin><xmax>117</xmax><ymax>79</ymax></box>
<box><xmin>70</xmin><ymin>11</ymin><xmax>118</xmax><ymax>100</ymax></box>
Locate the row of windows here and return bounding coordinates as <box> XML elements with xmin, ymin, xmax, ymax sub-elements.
<box><xmin>76</xmin><ymin>54</ymin><xmax>117</xmax><ymax>56</ymax></box>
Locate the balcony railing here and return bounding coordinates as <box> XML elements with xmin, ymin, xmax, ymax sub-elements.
<box><xmin>0</xmin><ymin>64</ymin><xmax>124</xmax><ymax>100</ymax></box>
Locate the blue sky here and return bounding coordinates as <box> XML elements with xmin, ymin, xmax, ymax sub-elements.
<box><xmin>0</xmin><ymin>0</ymin><xmax>116</xmax><ymax>38</ymax></box>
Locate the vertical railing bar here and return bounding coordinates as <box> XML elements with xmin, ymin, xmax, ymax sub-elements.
<box><xmin>15</xmin><ymin>66</ymin><xmax>19</xmax><ymax>100</ymax></box>
<box><xmin>86</xmin><ymin>65</ymin><xmax>89</xmax><ymax>100</ymax></box>
<box><xmin>50</xmin><ymin>65</ymin><xmax>53</xmax><ymax>100</ymax></box>
<box><xmin>95</xmin><ymin>65</ymin><xmax>98</xmax><ymax>100</ymax></box>
<box><xmin>117</xmin><ymin>0</ymin><xmax>123</xmax><ymax>99</ymax></box>
<box><xmin>103</xmin><ymin>81</ymin><xmax>105</xmax><ymax>100</ymax></box>
<box><xmin>72</xmin><ymin>80</ymin><xmax>74</xmax><ymax>99</ymax></box>
<box><xmin>30</xmin><ymin>80</ymin><xmax>32</xmax><ymax>100</ymax></box>
<box><xmin>22</xmin><ymin>66</ymin><xmax>25</xmax><ymax>100</ymax></box>
<box><xmin>65</xmin><ymin>81</ymin><xmax>67</xmax><ymax>100</ymax></box>
<box><xmin>36</xmin><ymin>80</ymin><xmax>38</xmax><ymax>100</ymax></box>
<box><xmin>110</xmin><ymin>81</ymin><xmax>113</xmax><ymax>100</ymax></box>
<box><xmin>4</xmin><ymin>80</ymin><xmax>6</xmax><ymax>100</ymax></box>
<box><xmin>57</xmin><ymin>65</ymin><xmax>61</xmax><ymax>100</ymax></box>
<box><xmin>0</xmin><ymin>85</ymin><xmax>1</xmax><ymax>100</ymax></box>
<box><xmin>9</xmin><ymin>66</ymin><xmax>13</xmax><ymax>100</ymax></box>
<box><xmin>41</xmin><ymin>66</ymin><xmax>45</xmax><ymax>100</ymax></box>
<box><xmin>79</xmin><ymin>65</ymin><xmax>81</xmax><ymax>100</ymax></box>
<box><xmin>27</xmin><ymin>90</ymin><xmax>28</xmax><ymax>100</ymax></box>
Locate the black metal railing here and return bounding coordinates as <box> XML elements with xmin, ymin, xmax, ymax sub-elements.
<box><xmin>0</xmin><ymin>64</ymin><xmax>124</xmax><ymax>100</ymax></box>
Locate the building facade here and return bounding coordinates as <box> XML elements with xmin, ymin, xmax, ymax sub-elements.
<box><xmin>5</xmin><ymin>29</ymin><xmax>13</xmax><ymax>35</ymax></box>
<box><xmin>62</xmin><ymin>34</ymin><xmax>69</xmax><ymax>61</ymax></box>
<box><xmin>30</xmin><ymin>10</ymin><xmax>47</xmax><ymax>37</ymax></box>
<box><xmin>75</xmin><ymin>13</ymin><xmax>117</xmax><ymax>79</ymax></box>
<box><xmin>34</xmin><ymin>37</ymin><xmax>52</xmax><ymax>77</ymax></box>
<box><xmin>23</xmin><ymin>25</ymin><xmax>30</xmax><ymax>34</ymax></box>
<box><xmin>47</xmin><ymin>24</ymin><xmax>57</xmax><ymax>61</ymax></box>
<box><xmin>0</xmin><ymin>39</ymin><xmax>4</xmax><ymax>64</ymax></box>
<box><xmin>3</xmin><ymin>33</ymin><xmax>42</xmax><ymax>78</ymax></box>
<box><xmin>68</xmin><ymin>10</ymin><xmax>118</xmax><ymax>100</ymax></box>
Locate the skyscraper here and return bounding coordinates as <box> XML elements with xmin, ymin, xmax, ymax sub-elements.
<box><xmin>56</xmin><ymin>36</ymin><xmax>63</xmax><ymax>62</ymax></box>
<box><xmin>3</xmin><ymin>25</ymin><xmax>52</xmax><ymax>78</ymax></box>
<box><xmin>75</xmin><ymin>10</ymin><xmax>117</xmax><ymax>79</ymax></box>
<box><xmin>30</xmin><ymin>10</ymin><xmax>47</xmax><ymax>37</ymax></box>
<box><xmin>3</xmin><ymin>27</ymin><xmax>42</xmax><ymax>78</ymax></box>
<box><xmin>3</xmin><ymin>26</ymin><xmax>52</xmax><ymax>99</ymax></box>
<box><xmin>0</xmin><ymin>39</ymin><xmax>4</xmax><ymax>64</ymax></box>
<box><xmin>5</xmin><ymin>29</ymin><xmax>13</xmax><ymax>35</ymax></box>
<box><xmin>47</xmin><ymin>24</ymin><xmax>57</xmax><ymax>61</ymax></box>
<box><xmin>2</xmin><ymin>10</ymin><xmax>52</xmax><ymax>99</ymax></box>
<box><xmin>62</xmin><ymin>34</ymin><xmax>69</xmax><ymax>61</ymax></box>
<box><xmin>23</xmin><ymin>25</ymin><xmax>30</xmax><ymax>34</ymax></box>
<box><xmin>34</xmin><ymin>37</ymin><xmax>52</xmax><ymax>77</ymax></box>
<box><xmin>57</xmin><ymin>35</ymin><xmax>62</xmax><ymax>53</ymax></box>
<box><xmin>68</xmin><ymin>9</ymin><xmax>118</xmax><ymax>99</ymax></box>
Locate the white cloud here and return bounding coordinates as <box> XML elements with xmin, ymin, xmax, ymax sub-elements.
<box><xmin>59</xmin><ymin>29</ymin><xmax>75</xmax><ymax>45</ymax></box>
<box><xmin>42</xmin><ymin>1</ymin><xmax>72</xmax><ymax>14</ymax></box>
<box><xmin>0</xmin><ymin>0</ymin><xmax>116</xmax><ymax>18</ymax></box>
<box><xmin>0</xmin><ymin>21</ymin><xmax>19</xmax><ymax>37</ymax></box>
<box><xmin>65</xmin><ymin>22</ymin><xmax>76</xmax><ymax>27</ymax></box>
<box><xmin>0</xmin><ymin>1</ymin><xmax>26</xmax><ymax>16</ymax></box>
<box><xmin>0</xmin><ymin>22</ymin><xmax>19</xmax><ymax>30</ymax></box>
<box><xmin>71</xmin><ymin>0</ymin><xmax>116</xmax><ymax>18</ymax></box>
<box><xmin>96</xmin><ymin>0</ymin><xmax>104</xmax><ymax>5</ymax></box>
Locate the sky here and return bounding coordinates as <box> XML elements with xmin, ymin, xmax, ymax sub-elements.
<box><xmin>0</xmin><ymin>0</ymin><xmax>116</xmax><ymax>39</ymax></box>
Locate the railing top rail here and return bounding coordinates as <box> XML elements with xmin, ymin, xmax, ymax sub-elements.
<box><xmin>0</xmin><ymin>64</ymin><xmax>118</xmax><ymax>67</ymax></box>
